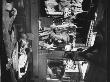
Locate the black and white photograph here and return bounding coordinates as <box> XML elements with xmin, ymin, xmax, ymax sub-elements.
<box><xmin>1</xmin><ymin>0</ymin><xmax>107</xmax><ymax>82</ymax></box>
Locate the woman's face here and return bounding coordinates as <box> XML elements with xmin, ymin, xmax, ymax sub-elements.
<box><xmin>21</xmin><ymin>34</ymin><xmax>27</xmax><ymax>40</ymax></box>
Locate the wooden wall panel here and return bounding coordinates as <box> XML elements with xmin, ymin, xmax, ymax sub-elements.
<box><xmin>30</xmin><ymin>0</ymin><xmax>39</xmax><ymax>81</ymax></box>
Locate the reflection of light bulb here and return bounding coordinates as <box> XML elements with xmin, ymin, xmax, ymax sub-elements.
<box><xmin>95</xmin><ymin>12</ymin><xmax>97</xmax><ymax>20</ymax></box>
<box><xmin>58</xmin><ymin>40</ymin><xmax>62</xmax><ymax>43</ymax></box>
